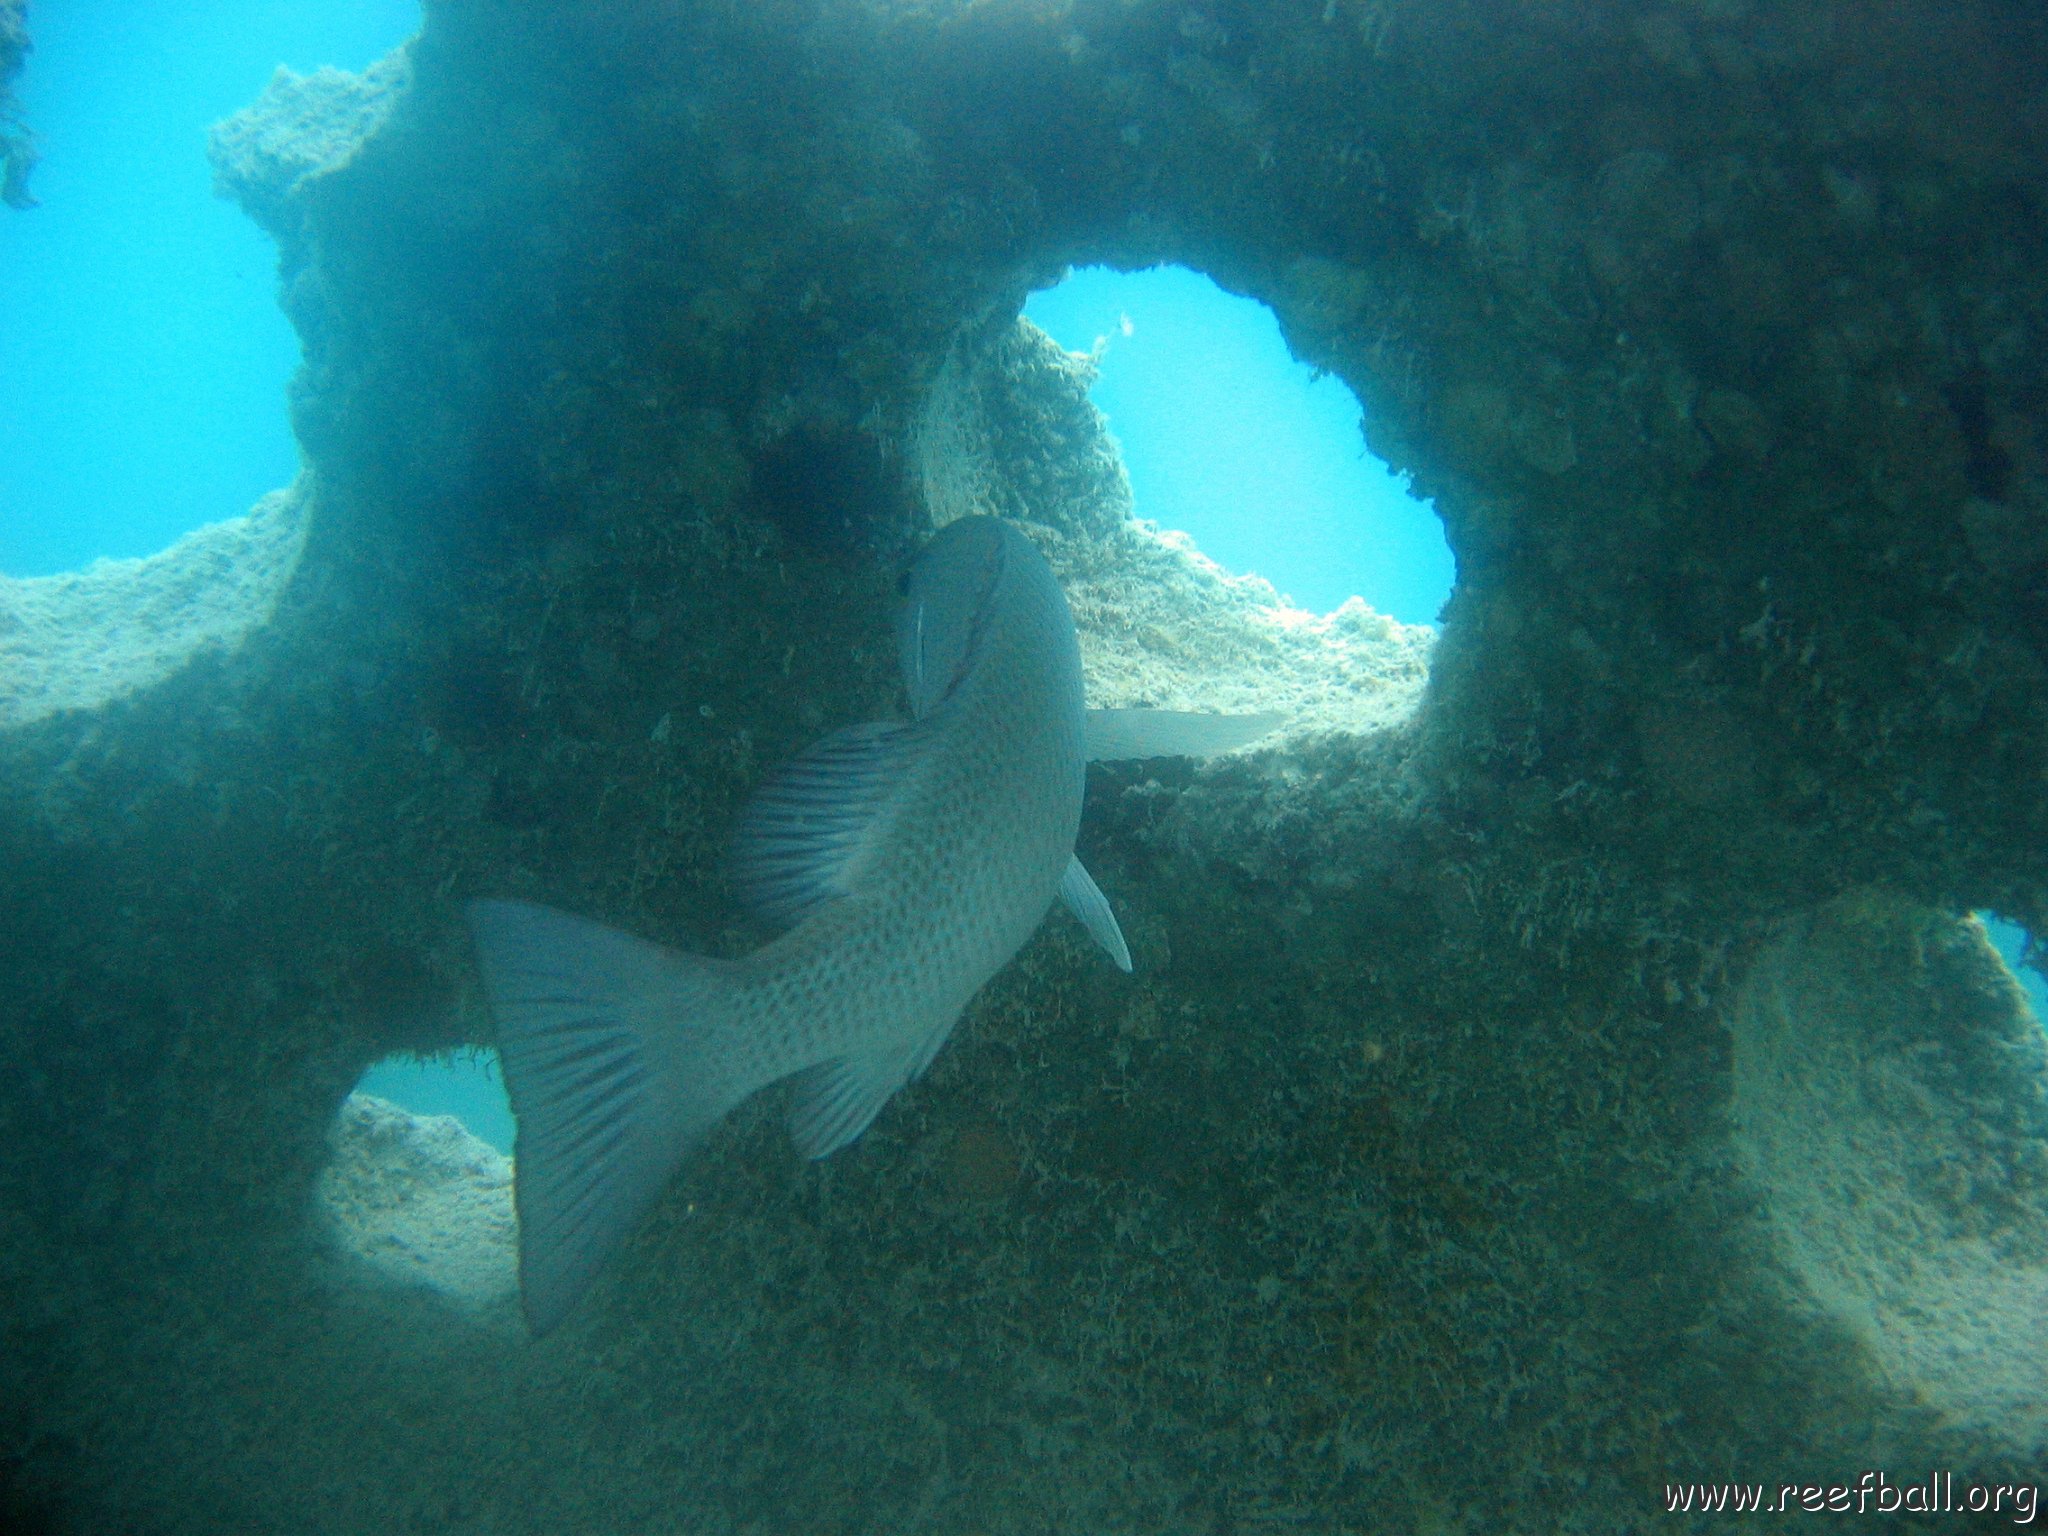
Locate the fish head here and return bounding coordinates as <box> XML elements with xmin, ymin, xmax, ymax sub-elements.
<box><xmin>898</xmin><ymin>515</ymin><xmax>1010</xmax><ymax>717</ymax></box>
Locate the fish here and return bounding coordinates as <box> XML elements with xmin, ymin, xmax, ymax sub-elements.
<box><xmin>468</xmin><ymin>516</ymin><xmax>1279</xmax><ymax>1334</ymax></box>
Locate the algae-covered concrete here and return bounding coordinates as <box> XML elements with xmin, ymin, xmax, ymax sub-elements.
<box><xmin>1</xmin><ymin>0</ymin><xmax>2045</xmax><ymax>1530</ymax></box>
<box><xmin>0</xmin><ymin>483</ymin><xmax>310</xmax><ymax>729</ymax></box>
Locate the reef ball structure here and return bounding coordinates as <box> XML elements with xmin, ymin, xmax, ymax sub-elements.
<box><xmin>2</xmin><ymin>1</ymin><xmax>2045</xmax><ymax>1532</ymax></box>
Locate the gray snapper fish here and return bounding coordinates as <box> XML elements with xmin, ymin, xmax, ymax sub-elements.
<box><xmin>469</xmin><ymin>516</ymin><xmax>1277</xmax><ymax>1334</ymax></box>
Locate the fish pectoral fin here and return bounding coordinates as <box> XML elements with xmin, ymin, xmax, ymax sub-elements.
<box><xmin>1060</xmin><ymin>856</ymin><xmax>1133</xmax><ymax>973</ymax></box>
<box><xmin>729</xmin><ymin>719</ymin><xmax>926</xmax><ymax>928</ymax></box>
<box><xmin>467</xmin><ymin>899</ymin><xmax>742</xmax><ymax>1336</ymax></box>
<box><xmin>1084</xmin><ymin>707</ymin><xmax>1286</xmax><ymax>762</ymax></box>
<box><xmin>788</xmin><ymin>1012</ymin><xmax>962</xmax><ymax>1160</ymax></box>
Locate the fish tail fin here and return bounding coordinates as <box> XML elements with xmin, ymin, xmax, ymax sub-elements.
<box><xmin>466</xmin><ymin>898</ymin><xmax>744</xmax><ymax>1336</ymax></box>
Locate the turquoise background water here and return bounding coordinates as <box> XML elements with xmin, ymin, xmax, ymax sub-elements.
<box><xmin>1987</xmin><ymin>918</ymin><xmax>2048</xmax><ymax>1022</ymax></box>
<box><xmin>1024</xmin><ymin>264</ymin><xmax>1456</xmax><ymax>622</ymax></box>
<box><xmin>0</xmin><ymin>0</ymin><xmax>417</xmax><ymax>576</ymax></box>
<box><xmin>357</xmin><ymin>1050</ymin><xmax>515</xmax><ymax>1153</ymax></box>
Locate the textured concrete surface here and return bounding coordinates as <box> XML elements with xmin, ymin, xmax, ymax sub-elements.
<box><xmin>0</xmin><ymin>483</ymin><xmax>309</xmax><ymax>728</ymax></box>
<box><xmin>317</xmin><ymin>1092</ymin><xmax>519</xmax><ymax>1316</ymax></box>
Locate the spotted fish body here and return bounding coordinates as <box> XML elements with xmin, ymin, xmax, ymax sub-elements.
<box><xmin>689</xmin><ymin>513</ymin><xmax>1090</xmax><ymax>1155</ymax></box>
<box><xmin>470</xmin><ymin>517</ymin><xmax>1272</xmax><ymax>1333</ymax></box>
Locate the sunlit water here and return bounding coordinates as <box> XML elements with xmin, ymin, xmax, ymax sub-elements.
<box><xmin>1025</xmin><ymin>263</ymin><xmax>1455</xmax><ymax>622</ymax></box>
<box><xmin>0</xmin><ymin>0</ymin><xmax>418</xmax><ymax>575</ymax></box>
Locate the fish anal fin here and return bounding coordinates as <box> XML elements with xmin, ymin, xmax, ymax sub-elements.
<box><xmin>729</xmin><ymin>720</ymin><xmax>924</xmax><ymax>928</ymax></box>
<box><xmin>1060</xmin><ymin>855</ymin><xmax>1133</xmax><ymax>972</ymax></box>
<box><xmin>787</xmin><ymin>1010</ymin><xmax>962</xmax><ymax>1160</ymax></box>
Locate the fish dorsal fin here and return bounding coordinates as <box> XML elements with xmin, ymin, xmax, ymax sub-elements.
<box><xmin>1085</xmin><ymin>708</ymin><xmax>1286</xmax><ymax>762</ymax></box>
<box><xmin>729</xmin><ymin>720</ymin><xmax>925</xmax><ymax>928</ymax></box>
<box><xmin>787</xmin><ymin>1010</ymin><xmax>963</xmax><ymax>1159</ymax></box>
<box><xmin>1060</xmin><ymin>855</ymin><xmax>1133</xmax><ymax>973</ymax></box>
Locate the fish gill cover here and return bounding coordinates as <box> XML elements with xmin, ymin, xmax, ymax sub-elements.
<box><xmin>0</xmin><ymin>1</ymin><xmax>2045</xmax><ymax>1533</ymax></box>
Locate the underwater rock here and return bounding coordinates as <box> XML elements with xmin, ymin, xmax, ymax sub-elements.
<box><xmin>0</xmin><ymin>0</ymin><xmax>2044</xmax><ymax>1530</ymax></box>
<box><xmin>316</xmin><ymin>1092</ymin><xmax>517</xmax><ymax>1315</ymax></box>
<box><xmin>0</xmin><ymin>482</ymin><xmax>308</xmax><ymax>729</ymax></box>
<box><xmin>1731</xmin><ymin>898</ymin><xmax>2048</xmax><ymax>1458</ymax></box>
<box><xmin>208</xmin><ymin>55</ymin><xmax>408</xmax><ymax>244</ymax></box>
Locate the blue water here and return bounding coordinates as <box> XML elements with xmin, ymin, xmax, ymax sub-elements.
<box><xmin>0</xmin><ymin>0</ymin><xmax>417</xmax><ymax>576</ymax></box>
<box><xmin>1025</xmin><ymin>264</ymin><xmax>1456</xmax><ymax>623</ymax></box>
<box><xmin>356</xmin><ymin>1050</ymin><xmax>515</xmax><ymax>1154</ymax></box>
<box><xmin>1982</xmin><ymin>916</ymin><xmax>2048</xmax><ymax>1025</ymax></box>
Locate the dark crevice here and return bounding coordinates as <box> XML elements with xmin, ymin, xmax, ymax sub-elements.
<box><xmin>1943</xmin><ymin>368</ymin><xmax>2013</xmax><ymax>503</ymax></box>
<box><xmin>749</xmin><ymin>425</ymin><xmax>910</xmax><ymax>550</ymax></box>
